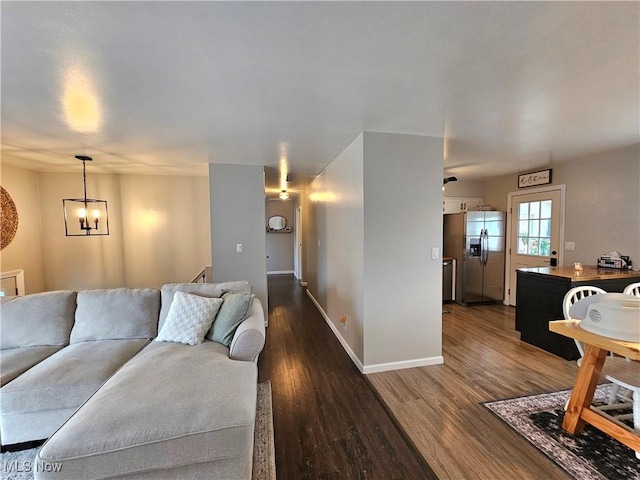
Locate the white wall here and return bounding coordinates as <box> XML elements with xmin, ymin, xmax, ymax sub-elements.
<box><xmin>0</xmin><ymin>164</ymin><xmax>46</xmax><ymax>293</ymax></box>
<box><xmin>484</xmin><ymin>144</ymin><xmax>640</xmax><ymax>268</ymax></box>
<box><xmin>119</xmin><ymin>175</ymin><xmax>211</xmax><ymax>287</ymax></box>
<box><xmin>209</xmin><ymin>164</ymin><xmax>268</xmax><ymax>319</ymax></box>
<box><xmin>362</xmin><ymin>133</ymin><xmax>443</xmax><ymax>369</ymax></box>
<box><xmin>0</xmin><ymin>163</ymin><xmax>211</xmax><ymax>292</ymax></box>
<box><xmin>304</xmin><ymin>132</ymin><xmax>444</xmax><ymax>372</ymax></box>
<box><xmin>307</xmin><ymin>134</ymin><xmax>365</xmax><ymax>361</ymax></box>
<box><xmin>265</xmin><ymin>200</ymin><xmax>294</xmax><ymax>273</ymax></box>
<box><xmin>38</xmin><ymin>172</ymin><xmax>127</xmax><ymax>290</ymax></box>
<box><xmin>442</xmin><ymin>179</ymin><xmax>484</xmax><ymax>198</ymax></box>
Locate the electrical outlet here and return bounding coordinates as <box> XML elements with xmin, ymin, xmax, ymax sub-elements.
<box><xmin>339</xmin><ymin>316</ymin><xmax>347</xmax><ymax>331</ymax></box>
<box><xmin>565</xmin><ymin>241</ymin><xmax>575</xmax><ymax>251</ymax></box>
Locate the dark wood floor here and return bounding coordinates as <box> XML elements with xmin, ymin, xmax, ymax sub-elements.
<box><xmin>258</xmin><ymin>275</ymin><xmax>435</xmax><ymax>480</ymax></box>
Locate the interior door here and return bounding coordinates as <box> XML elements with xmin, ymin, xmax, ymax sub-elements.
<box><xmin>508</xmin><ymin>188</ymin><xmax>563</xmax><ymax>305</ymax></box>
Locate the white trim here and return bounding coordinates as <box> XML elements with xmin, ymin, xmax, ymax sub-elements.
<box><xmin>306</xmin><ymin>289</ymin><xmax>365</xmax><ymax>373</ymax></box>
<box><xmin>505</xmin><ymin>184</ymin><xmax>566</xmax><ymax>305</ymax></box>
<box><xmin>294</xmin><ymin>205</ymin><xmax>303</xmax><ymax>281</ymax></box>
<box><xmin>300</xmin><ymin>281</ymin><xmax>308</xmax><ymax>286</ymax></box>
<box><xmin>306</xmin><ymin>289</ymin><xmax>445</xmax><ymax>374</ymax></box>
<box><xmin>267</xmin><ymin>270</ymin><xmax>294</xmax><ymax>275</ymax></box>
<box><xmin>363</xmin><ymin>356</ymin><xmax>444</xmax><ymax>374</ymax></box>
<box><xmin>1</xmin><ymin>269</ymin><xmax>25</xmax><ymax>296</ymax></box>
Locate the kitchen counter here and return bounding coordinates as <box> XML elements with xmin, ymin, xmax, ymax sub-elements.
<box><xmin>515</xmin><ymin>266</ymin><xmax>640</xmax><ymax>360</ymax></box>
<box><xmin>517</xmin><ymin>265</ymin><xmax>638</xmax><ymax>282</ymax></box>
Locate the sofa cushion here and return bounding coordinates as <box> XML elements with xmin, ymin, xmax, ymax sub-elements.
<box><xmin>156</xmin><ymin>292</ymin><xmax>222</xmax><ymax>346</ymax></box>
<box><xmin>0</xmin><ymin>339</ymin><xmax>150</xmax><ymax>415</ymax></box>
<box><xmin>229</xmin><ymin>299</ymin><xmax>266</xmax><ymax>362</ymax></box>
<box><xmin>0</xmin><ymin>346</ymin><xmax>63</xmax><ymax>387</ymax></box>
<box><xmin>70</xmin><ymin>288</ymin><xmax>160</xmax><ymax>343</ymax></box>
<box><xmin>0</xmin><ymin>291</ymin><xmax>77</xmax><ymax>349</ymax></box>
<box><xmin>208</xmin><ymin>292</ymin><xmax>255</xmax><ymax>346</ymax></box>
<box><xmin>35</xmin><ymin>340</ymin><xmax>257</xmax><ymax>479</ymax></box>
<box><xmin>159</xmin><ymin>282</ymin><xmax>252</xmax><ymax>330</ymax></box>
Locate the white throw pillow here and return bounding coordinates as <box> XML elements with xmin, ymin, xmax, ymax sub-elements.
<box><xmin>156</xmin><ymin>292</ymin><xmax>223</xmax><ymax>346</ymax></box>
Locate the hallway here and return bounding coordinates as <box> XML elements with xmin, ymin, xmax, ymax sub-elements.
<box><xmin>258</xmin><ymin>275</ymin><xmax>434</xmax><ymax>479</ymax></box>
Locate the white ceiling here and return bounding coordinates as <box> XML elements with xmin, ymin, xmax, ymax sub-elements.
<box><xmin>2</xmin><ymin>2</ymin><xmax>638</xmax><ymax>194</ymax></box>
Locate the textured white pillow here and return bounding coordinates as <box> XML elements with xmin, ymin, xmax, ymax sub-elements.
<box><xmin>156</xmin><ymin>292</ymin><xmax>223</xmax><ymax>346</ymax></box>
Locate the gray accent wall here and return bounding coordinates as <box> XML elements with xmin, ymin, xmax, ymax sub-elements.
<box><xmin>304</xmin><ymin>132</ymin><xmax>444</xmax><ymax>372</ymax></box>
<box><xmin>265</xmin><ymin>200</ymin><xmax>295</xmax><ymax>273</ymax></box>
<box><xmin>362</xmin><ymin>132</ymin><xmax>444</xmax><ymax>368</ymax></box>
<box><xmin>209</xmin><ymin>164</ymin><xmax>268</xmax><ymax>319</ymax></box>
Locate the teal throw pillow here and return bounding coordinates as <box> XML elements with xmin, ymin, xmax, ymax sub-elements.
<box><xmin>207</xmin><ymin>292</ymin><xmax>254</xmax><ymax>346</ymax></box>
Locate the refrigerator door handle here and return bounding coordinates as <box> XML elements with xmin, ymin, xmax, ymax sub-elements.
<box><xmin>482</xmin><ymin>229</ymin><xmax>489</xmax><ymax>266</ymax></box>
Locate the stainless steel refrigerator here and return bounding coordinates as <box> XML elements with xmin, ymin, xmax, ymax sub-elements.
<box><xmin>443</xmin><ymin>211</ymin><xmax>506</xmax><ymax>305</ymax></box>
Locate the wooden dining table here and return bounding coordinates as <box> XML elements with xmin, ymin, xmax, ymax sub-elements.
<box><xmin>548</xmin><ymin>319</ymin><xmax>640</xmax><ymax>454</ymax></box>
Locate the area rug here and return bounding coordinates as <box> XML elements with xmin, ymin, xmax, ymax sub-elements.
<box><xmin>483</xmin><ymin>384</ymin><xmax>639</xmax><ymax>480</ymax></box>
<box><xmin>1</xmin><ymin>381</ymin><xmax>276</xmax><ymax>480</ymax></box>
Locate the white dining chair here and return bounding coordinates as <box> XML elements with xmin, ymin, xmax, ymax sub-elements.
<box><xmin>563</xmin><ymin>286</ymin><xmax>607</xmax><ymax>360</ymax></box>
<box><xmin>563</xmin><ymin>286</ymin><xmax>640</xmax><ymax>459</ymax></box>
<box><xmin>623</xmin><ymin>282</ymin><xmax>640</xmax><ymax>297</ymax></box>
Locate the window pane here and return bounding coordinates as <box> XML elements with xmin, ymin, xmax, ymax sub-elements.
<box><xmin>528</xmin><ymin>238</ymin><xmax>539</xmax><ymax>255</ymax></box>
<box><xmin>529</xmin><ymin>220</ymin><xmax>540</xmax><ymax>237</ymax></box>
<box><xmin>529</xmin><ymin>202</ymin><xmax>540</xmax><ymax>219</ymax></box>
<box><xmin>519</xmin><ymin>220</ymin><xmax>529</xmax><ymax>237</ymax></box>
<box><xmin>541</xmin><ymin>200</ymin><xmax>552</xmax><ymax>218</ymax></box>
<box><xmin>539</xmin><ymin>238</ymin><xmax>551</xmax><ymax>256</ymax></box>
<box><xmin>518</xmin><ymin>237</ymin><xmax>528</xmax><ymax>254</ymax></box>
<box><xmin>519</xmin><ymin>203</ymin><xmax>529</xmax><ymax>220</ymax></box>
<box><xmin>540</xmin><ymin>219</ymin><xmax>551</xmax><ymax>236</ymax></box>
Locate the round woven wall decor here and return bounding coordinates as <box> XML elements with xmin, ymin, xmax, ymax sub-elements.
<box><xmin>1</xmin><ymin>186</ymin><xmax>19</xmax><ymax>250</ymax></box>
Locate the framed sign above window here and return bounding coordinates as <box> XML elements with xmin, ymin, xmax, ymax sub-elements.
<box><xmin>518</xmin><ymin>169</ymin><xmax>552</xmax><ymax>188</ymax></box>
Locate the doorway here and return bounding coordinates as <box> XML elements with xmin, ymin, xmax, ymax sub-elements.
<box><xmin>505</xmin><ymin>185</ymin><xmax>565</xmax><ymax>306</ymax></box>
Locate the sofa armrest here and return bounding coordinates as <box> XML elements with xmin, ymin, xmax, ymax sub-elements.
<box><xmin>229</xmin><ymin>298</ymin><xmax>266</xmax><ymax>362</ymax></box>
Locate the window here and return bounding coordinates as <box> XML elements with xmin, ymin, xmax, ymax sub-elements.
<box><xmin>518</xmin><ymin>200</ymin><xmax>552</xmax><ymax>256</ymax></box>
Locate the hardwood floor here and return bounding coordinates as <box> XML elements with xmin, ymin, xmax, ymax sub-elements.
<box><xmin>260</xmin><ymin>277</ymin><xmax>583</xmax><ymax>479</ymax></box>
<box><xmin>368</xmin><ymin>302</ymin><xmax>580</xmax><ymax>479</ymax></box>
<box><xmin>258</xmin><ymin>275</ymin><xmax>435</xmax><ymax>480</ymax></box>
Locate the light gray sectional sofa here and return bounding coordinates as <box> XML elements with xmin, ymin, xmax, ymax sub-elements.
<box><xmin>0</xmin><ymin>281</ymin><xmax>266</xmax><ymax>480</ymax></box>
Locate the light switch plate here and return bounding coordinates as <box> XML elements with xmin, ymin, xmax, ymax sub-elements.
<box><xmin>432</xmin><ymin>247</ymin><xmax>440</xmax><ymax>259</ymax></box>
<box><xmin>236</xmin><ymin>243</ymin><xmax>243</xmax><ymax>253</ymax></box>
<box><xmin>565</xmin><ymin>241</ymin><xmax>575</xmax><ymax>251</ymax></box>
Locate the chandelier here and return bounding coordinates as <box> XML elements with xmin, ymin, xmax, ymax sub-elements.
<box><xmin>62</xmin><ymin>155</ymin><xmax>109</xmax><ymax>236</ymax></box>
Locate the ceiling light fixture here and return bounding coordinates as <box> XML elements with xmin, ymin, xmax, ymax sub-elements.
<box><xmin>62</xmin><ymin>155</ymin><xmax>109</xmax><ymax>236</ymax></box>
<box><xmin>279</xmin><ymin>190</ymin><xmax>290</xmax><ymax>200</ymax></box>
<box><xmin>443</xmin><ymin>176</ymin><xmax>458</xmax><ymax>191</ymax></box>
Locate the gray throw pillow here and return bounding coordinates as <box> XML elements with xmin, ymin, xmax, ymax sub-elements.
<box><xmin>207</xmin><ymin>292</ymin><xmax>254</xmax><ymax>346</ymax></box>
<box><xmin>156</xmin><ymin>292</ymin><xmax>223</xmax><ymax>346</ymax></box>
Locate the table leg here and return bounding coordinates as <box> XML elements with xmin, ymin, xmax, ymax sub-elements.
<box><xmin>562</xmin><ymin>344</ymin><xmax>608</xmax><ymax>434</ymax></box>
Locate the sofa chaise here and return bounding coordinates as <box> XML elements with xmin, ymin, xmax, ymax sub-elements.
<box><xmin>0</xmin><ymin>281</ymin><xmax>266</xmax><ymax>479</ymax></box>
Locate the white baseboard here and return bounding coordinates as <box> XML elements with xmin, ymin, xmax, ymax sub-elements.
<box><xmin>267</xmin><ymin>270</ymin><xmax>294</xmax><ymax>275</ymax></box>
<box><xmin>306</xmin><ymin>290</ymin><xmax>444</xmax><ymax>375</ymax></box>
<box><xmin>362</xmin><ymin>356</ymin><xmax>444</xmax><ymax>374</ymax></box>
<box><xmin>306</xmin><ymin>290</ymin><xmax>364</xmax><ymax>373</ymax></box>
<box><xmin>300</xmin><ymin>281</ymin><xmax>307</xmax><ymax>286</ymax></box>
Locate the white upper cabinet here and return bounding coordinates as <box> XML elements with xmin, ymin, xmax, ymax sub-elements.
<box><xmin>443</xmin><ymin>197</ymin><xmax>484</xmax><ymax>214</ymax></box>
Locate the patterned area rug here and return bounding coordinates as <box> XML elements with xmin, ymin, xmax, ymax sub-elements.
<box><xmin>1</xmin><ymin>381</ymin><xmax>276</xmax><ymax>480</ymax></box>
<box><xmin>483</xmin><ymin>384</ymin><xmax>639</xmax><ymax>480</ymax></box>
